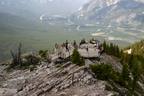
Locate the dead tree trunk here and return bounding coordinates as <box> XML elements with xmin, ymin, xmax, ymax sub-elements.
<box><xmin>10</xmin><ymin>43</ymin><xmax>22</xmax><ymax>67</ymax></box>
<box><xmin>18</xmin><ymin>43</ymin><xmax>22</xmax><ymax>66</ymax></box>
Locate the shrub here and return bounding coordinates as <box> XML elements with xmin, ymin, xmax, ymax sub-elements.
<box><xmin>29</xmin><ymin>65</ymin><xmax>36</xmax><ymax>72</ymax></box>
<box><xmin>90</xmin><ymin>64</ymin><xmax>119</xmax><ymax>81</ymax></box>
<box><xmin>8</xmin><ymin>54</ymin><xmax>40</xmax><ymax>71</ymax></box>
<box><xmin>121</xmin><ymin>64</ymin><xmax>130</xmax><ymax>85</ymax></box>
<box><xmin>24</xmin><ymin>55</ymin><xmax>40</xmax><ymax>65</ymax></box>
<box><xmin>39</xmin><ymin>50</ymin><xmax>48</xmax><ymax>59</ymax></box>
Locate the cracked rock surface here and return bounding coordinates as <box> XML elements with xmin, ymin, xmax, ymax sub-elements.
<box><xmin>0</xmin><ymin>61</ymin><xmax>115</xmax><ymax>96</ymax></box>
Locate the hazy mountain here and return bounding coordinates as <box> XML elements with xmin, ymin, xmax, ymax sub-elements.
<box><xmin>0</xmin><ymin>0</ymin><xmax>88</xmax><ymax>20</ymax></box>
<box><xmin>0</xmin><ymin>0</ymin><xmax>88</xmax><ymax>32</ymax></box>
<box><xmin>71</xmin><ymin>0</ymin><xmax>144</xmax><ymax>26</ymax></box>
<box><xmin>0</xmin><ymin>12</ymin><xmax>46</xmax><ymax>34</ymax></box>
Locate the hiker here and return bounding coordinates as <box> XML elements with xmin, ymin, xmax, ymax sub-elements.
<box><xmin>65</xmin><ymin>40</ymin><xmax>69</xmax><ymax>52</ymax></box>
<box><xmin>86</xmin><ymin>46</ymin><xmax>89</xmax><ymax>57</ymax></box>
<box><xmin>47</xmin><ymin>54</ymin><xmax>52</xmax><ymax>64</ymax></box>
<box><xmin>86</xmin><ymin>46</ymin><xmax>89</xmax><ymax>52</ymax></box>
<box><xmin>54</xmin><ymin>43</ymin><xmax>59</xmax><ymax>53</ymax></box>
<box><xmin>73</xmin><ymin>40</ymin><xmax>78</xmax><ymax>49</ymax></box>
<box><xmin>80</xmin><ymin>38</ymin><xmax>86</xmax><ymax>46</ymax></box>
<box><xmin>55</xmin><ymin>43</ymin><xmax>58</xmax><ymax>49</ymax></box>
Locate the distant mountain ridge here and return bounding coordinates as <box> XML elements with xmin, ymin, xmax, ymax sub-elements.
<box><xmin>71</xmin><ymin>0</ymin><xmax>144</xmax><ymax>26</ymax></box>
<box><xmin>0</xmin><ymin>0</ymin><xmax>87</xmax><ymax>18</ymax></box>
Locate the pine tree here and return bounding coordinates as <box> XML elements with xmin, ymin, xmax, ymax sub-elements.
<box><xmin>128</xmin><ymin>56</ymin><xmax>142</xmax><ymax>95</ymax></box>
<box><xmin>103</xmin><ymin>40</ymin><xmax>107</xmax><ymax>51</ymax></box>
<box><xmin>71</xmin><ymin>49</ymin><xmax>85</xmax><ymax>66</ymax></box>
<box><xmin>128</xmin><ymin>54</ymin><xmax>134</xmax><ymax>69</ymax></box>
<box><xmin>80</xmin><ymin>57</ymin><xmax>85</xmax><ymax>66</ymax></box>
<box><xmin>116</xmin><ymin>45</ymin><xmax>120</xmax><ymax>57</ymax></box>
<box><xmin>109</xmin><ymin>43</ymin><xmax>114</xmax><ymax>55</ymax></box>
<box><xmin>71</xmin><ymin>49</ymin><xmax>81</xmax><ymax>65</ymax></box>
<box><xmin>132</xmin><ymin>62</ymin><xmax>141</xmax><ymax>90</ymax></box>
<box><xmin>121</xmin><ymin>63</ymin><xmax>130</xmax><ymax>86</ymax></box>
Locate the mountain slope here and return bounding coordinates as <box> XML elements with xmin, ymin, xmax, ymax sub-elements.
<box><xmin>128</xmin><ymin>40</ymin><xmax>144</xmax><ymax>57</ymax></box>
<box><xmin>0</xmin><ymin>12</ymin><xmax>45</xmax><ymax>33</ymax></box>
<box><xmin>71</xmin><ymin>0</ymin><xmax>144</xmax><ymax>26</ymax></box>
<box><xmin>0</xmin><ymin>0</ymin><xmax>88</xmax><ymax>18</ymax></box>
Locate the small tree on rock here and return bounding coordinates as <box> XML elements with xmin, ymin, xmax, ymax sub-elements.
<box><xmin>71</xmin><ymin>49</ymin><xmax>85</xmax><ymax>66</ymax></box>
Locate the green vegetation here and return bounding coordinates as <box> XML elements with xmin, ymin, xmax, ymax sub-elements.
<box><xmin>103</xmin><ymin>41</ymin><xmax>121</xmax><ymax>57</ymax></box>
<box><xmin>90</xmin><ymin>61</ymin><xmax>143</xmax><ymax>95</ymax></box>
<box><xmin>8</xmin><ymin>54</ymin><xmax>40</xmax><ymax>70</ymax></box>
<box><xmin>90</xmin><ymin>40</ymin><xmax>144</xmax><ymax>95</ymax></box>
<box><xmin>5</xmin><ymin>38</ymin><xmax>144</xmax><ymax>95</ymax></box>
<box><xmin>24</xmin><ymin>55</ymin><xmax>40</xmax><ymax>66</ymax></box>
<box><xmin>39</xmin><ymin>50</ymin><xmax>48</xmax><ymax>59</ymax></box>
<box><xmin>121</xmin><ymin>63</ymin><xmax>130</xmax><ymax>86</ymax></box>
<box><xmin>120</xmin><ymin>56</ymin><xmax>143</xmax><ymax>95</ymax></box>
<box><xmin>39</xmin><ymin>50</ymin><xmax>52</xmax><ymax>63</ymax></box>
<box><xmin>128</xmin><ymin>40</ymin><xmax>144</xmax><ymax>57</ymax></box>
<box><xmin>7</xmin><ymin>44</ymin><xmax>40</xmax><ymax>71</ymax></box>
<box><xmin>71</xmin><ymin>49</ymin><xmax>85</xmax><ymax>66</ymax></box>
<box><xmin>90</xmin><ymin>64</ymin><xmax>120</xmax><ymax>82</ymax></box>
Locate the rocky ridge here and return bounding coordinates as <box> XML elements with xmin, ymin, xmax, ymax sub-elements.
<box><xmin>0</xmin><ymin>60</ymin><xmax>116</xmax><ymax>96</ymax></box>
<box><xmin>0</xmin><ymin>41</ymin><xmax>123</xmax><ymax>96</ymax></box>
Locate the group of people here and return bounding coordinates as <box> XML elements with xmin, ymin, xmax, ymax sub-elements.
<box><xmin>54</xmin><ymin>39</ymin><xmax>103</xmax><ymax>59</ymax></box>
<box><xmin>54</xmin><ymin>40</ymin><xmax>74</xmax><ymax>59</ymax></box>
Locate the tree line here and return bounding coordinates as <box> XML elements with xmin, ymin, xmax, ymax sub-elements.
<box><xmin>101</xmin><ymin>40</ymin><xmax>144</xmax><ymax>95</ymax></box>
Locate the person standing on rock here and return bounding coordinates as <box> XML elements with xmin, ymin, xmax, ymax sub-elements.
<box><xmin>54</xmin><ymin>43</ymin><xmax>58</xmax><ymax>53</ymax></box>
<box><xmin>73</xmin><ymin>40</ymin><xmax>78</xmax><ymax>49</ymax></box>
<box><xmin>65</xmin><ymin>40</ymin><xmax>69</xmax><ymax>52</ymax></box>
<box><xmin>65</xmin><ymin>40</ymin><xmax>71</xmax><ymax>58</ymax></box>
<box><xmin>86</xmin><ymin>46</ymin><xmax>89</xmax><ymax>57</ymax></box>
